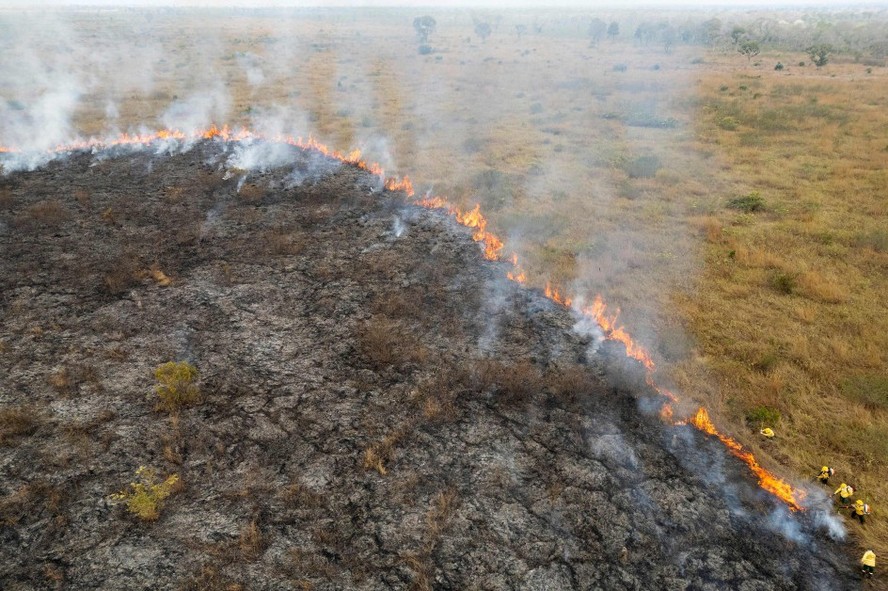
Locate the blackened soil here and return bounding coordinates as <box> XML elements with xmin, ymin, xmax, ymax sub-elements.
<box><xmin>0</xmin><ymin>142</ymin><xmax>858</xmax><ymax>590</ymax></box>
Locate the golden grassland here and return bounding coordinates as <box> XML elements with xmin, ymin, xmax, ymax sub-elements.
<box><xmin>4</xmin><ymin>8</ymin><xmax>888</xmax><ymax>565</ymax></box>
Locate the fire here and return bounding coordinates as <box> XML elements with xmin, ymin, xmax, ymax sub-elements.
<box><xmin>688</xmin><ymin>408</ymin><xmax>805</xmax><ymax>511</ymax></box>
<box><xmin>544</xmin><ymin>282</ymin><xmax>572</xmax><ymax>307</ymax></box>
<box><xmin>413</xmin><ymin>196</ymin><xmax>505</xmax><ymax>261</ymax></box>
<box><xmin>0</xmin><ymin>126</ymin><xmax>807</xmax><ymax>512</ymax></box>
<box><xmin>582</xmin><ymin>295</ymin><xmax>655</xmax><ymax>372</ymax></box>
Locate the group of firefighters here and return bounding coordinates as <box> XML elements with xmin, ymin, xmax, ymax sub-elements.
<box><xmin>816</xmin><ymin>465</ymin><xmax>877</xmax><ymax>578</ymax></box>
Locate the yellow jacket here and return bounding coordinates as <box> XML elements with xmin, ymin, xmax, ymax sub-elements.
<box><xmin>862</xmin><ymin>551</ymin><xmax>876</xmax><ymax>567</ymax></box>
<box><xmin>855</xmin><ymin>501</ymin><xmax>871</xmax><ymax>516</ymax></box>
<box><xmin>835</xmin><ymin>483</ymin><xmax>853</xmax><ymax>499</ymax></box>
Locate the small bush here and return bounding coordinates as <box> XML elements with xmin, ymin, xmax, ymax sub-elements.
<box><xmin>108</xmin><ymin>466</ymin><xmax>180</xmax><ymax>521</ymax></box>
<box><xmin>529</xmin><ymin>102</ymin><xmax>544</xmax><ymax>114</ymax></box>
<box><xmin>746</xmin><ymin>405</ymin><xmax>781</xmax><ymax>426</ymax></box>
<box><xmin>798</xmin><ymin>61</ymin><xmax>805</xmax><ymax>67</ymax></box>
<box><xmin>153</xmin><ymin>361</ymin><xmax>200</xmax><ymax>411</ymax></box>
<box><xmin>691</xmin><ymin>57</ymin><xmax>705</xmax><ymax>64</ymax></box>
<box><xmin>717</xmin><ymin>116</ymin><xmax>739</xmax><ymax>131</ymax></box>
<box><xmin>774</xmin><ymin>62</ymin><xmax>784</xmax><ymax>70</ymax></box>
<box><xmin>418</xmin><ymin>44</ymin><xmax>432</xmax><ymax>55</ymax></box>
<box><xmin>771</xmin><ymin>271</ymin><xmax>797</xmax><ymax>295</ymax></box>
<box><xmin>612</xmin><ymin>64</ymin><xmax>627</xmax><ymax>72</ymax></box>
<box><xmin>727</xmin><ymin>191</ymin><xmax>765</xmax><ymax>212</ymax></box>
<box><xmin>624</xmin><ymin>155</ymin><xmax>661</xmax><ymax>179</ymax></box>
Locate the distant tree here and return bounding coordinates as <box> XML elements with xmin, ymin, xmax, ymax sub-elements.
<box><xmin>807</xmin><ymin>44</ymin><xmax>833</xmax><ymax>67</ymax></box>
<box><xmin>515</xmin><ymin>24</ymin><xmax>527</xmax><ymax>39</ymax></box>
<box><xmin>413</xmin><ymin>15</ymin><xmax>436</xmax><ymax>44</ymax></box>
<box><xmin>588</xmin><ymin>18</ymin><xmax>607</xmax><ymax>46</ymax></box>
<box><xmin>475</xmin><ymin>21</ymin><xmax>492</xmax><ymax>42</ymax></box>
<box><xmin>699</xmin><ymin>18</ymin><xmax>722</xmax><ymax>46</ymax></box>
<box><xmin>661</xmin><ymin>25</ymin><xmax>678</xmax><ymax>54</ymax></box>
<box><xmin>738</xmin><ymin>40</ymin><xmax>760</xmax><ymax>61</ymax></box>
<box><xmin>730</xmin><ymin>26</ymin><xmax>747</xmax><ymax>45</ymax></box>
<box><xmin>607</xmin><ymin>21</ymin><xmax>619</xmax><ymax>40</ymax></box>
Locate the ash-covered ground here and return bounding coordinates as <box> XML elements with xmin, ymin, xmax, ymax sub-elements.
<box><xmin>0</xmin><ymin>142</ymin><xmax>858</xmax><ymax>590</ymax></box>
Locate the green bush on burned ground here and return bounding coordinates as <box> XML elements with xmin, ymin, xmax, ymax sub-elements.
<box><xmin>153</xmin><ymin>361</ymin><xmax>200</xmax><ymax>411</ymax></box>
<box><xmin>108</xmin><ymin>466</ymin><xmax>180</xmax><ymax>521</ymax></box>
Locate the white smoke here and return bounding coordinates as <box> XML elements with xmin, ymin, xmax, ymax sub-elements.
<box><xmin>236</xmin><ymin>52</ymin><xmax>265</xmax><ymax>87</ymax></box>
<box><xmin>227</xmin><ymin>139</ymin><xmax>296</xmax><ymax>173</ymax></box>
<box><xmin>392</xmin><ymin>215</ymin><xmax>406</xmax><ymax>238</ymax></box>
<box><xmin>160</xmin><ymin>84</ymin><xmax>231</xmax><ymax>134</ymax></box>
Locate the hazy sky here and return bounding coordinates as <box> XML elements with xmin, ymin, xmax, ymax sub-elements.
<box><xmin>1</xmin><ymin>0</ymin><xmax>884</xmax><ymax>7</ymax></box>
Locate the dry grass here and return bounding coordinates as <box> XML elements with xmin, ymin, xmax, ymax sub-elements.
<box><xmin>0</xmin><ymin>406</ymin><xmax>41</xmax><ymax>446</ymax></box>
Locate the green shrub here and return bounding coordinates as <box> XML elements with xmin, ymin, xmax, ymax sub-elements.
<box><xmin>746</xmin><ymin>405</ymin><xmax>781</xmax><ymax>426</ymax></box>
<box><xmin>153</xmin><ymin>361</ymin><xmax>200</xmax><ymax>411</ymax></box>
<box><xmin>771</xmin><ymin>271</ymin><xmax>797</xmax><ymax>295</ymax></box>
<box><xmin>774</xmin><ymin>62</ymin><xmax>784</xmax><ymax>71</ymax></box>
<box><xmin>108</xmin><ymin>466</ymin><xmax>180</xmax><ymax>521</ymax></box>
<box><xmin>717</xmin><ymin>116</ymin><xmax>739</xmax><ymax>131</ymax></box>
<box><xmin>612</xmin><ymin>64</ymin><xmax>627</xmax><ymax>72</ymax></box>
<box><xmin>624</xmin><ymin>155</ymin><xmax>661</xmax><ymax>179</ymax></box>
<box><xmin>727</xmin><ymin>191</ymin><xmax>765</xmax><ymax>212</ymax></box>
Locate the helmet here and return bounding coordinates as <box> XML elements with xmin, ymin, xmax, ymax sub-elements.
<box><xmin>856</xmin><ymin>499</ymin><xmax>864</xmax><ymax>507</ymax></box>
<box><xmin>822</xmin><ymin>466</ymin><xmax>829</xmax><ymax>472</ymax></box>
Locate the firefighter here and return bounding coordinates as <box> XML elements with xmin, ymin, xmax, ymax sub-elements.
<box><xmin>759</xmin><ymin>427</ymin><xmax>775</xmax><ymax>438</ymax></box>
<box><xmin>861</xmin><ymin>550</ymin><xmax>876</xmax><ymax>578</ymax></box>
<box><xmin>851</xmin><ymin>499</ymin><xmax>871</xmax><ymax>525</ymax></box>
<box><xmin>817</xmin><ymin>465</ymin><xmax>835</xmax><ymax>485</ymax></box>
<box><xmin>834</xmin><ymin>483</ymin><xmax>854</xmax><ymax>507</ymax></box>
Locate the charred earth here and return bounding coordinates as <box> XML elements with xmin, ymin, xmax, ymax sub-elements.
<box><xmin>0</xmin><ymin>142</ymin><xmax>858</xmax><ymax>590</ymax></box>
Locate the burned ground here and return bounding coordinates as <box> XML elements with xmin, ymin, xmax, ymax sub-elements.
<box><xmin>0</xmin><ymin>143</ymin><xmax>859</xmax><ymax>590</ymax></box>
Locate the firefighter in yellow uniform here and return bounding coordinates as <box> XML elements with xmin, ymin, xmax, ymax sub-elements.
<box><xmin>817</xmin><ymin>466</ymin><xmax>834</xmax><ymax>485</ymax></box>
<box><xmin>851</xmin><ymin>499</ymin><xmax>871</xmax><ymax>525</ymax></box>
<box><xmin>861</xmin><ymin>550</ymin><xmax>876</xmax><ymax>578</ymax></box>
<box><xmin>834</xmin><ymin>483</ymin><xmax>854</xmax><ymax>508</ymax></box>
<box><xmin>759</xmin><ymin>427</ymin><xmax>775</xmax><ymax>438</ymax></box>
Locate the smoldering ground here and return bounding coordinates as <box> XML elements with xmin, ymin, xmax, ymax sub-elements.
<box><xmin>0</xmin><ymin>137</ymin><xmax>861</xmax><ymax>589</ymax></box>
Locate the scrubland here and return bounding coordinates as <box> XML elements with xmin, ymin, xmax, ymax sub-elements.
<box><xmin>2</xmin><ymin>5</ymin><xmax>888</xmax><ymax>575</ymax></box>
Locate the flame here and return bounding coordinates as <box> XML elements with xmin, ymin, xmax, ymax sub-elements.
<box><xmin>413</xmin><ymin>196</ymin><xmax>505</xmax><ymax>261</ymax></box>
<box><xmin>688</xmin><ymin>408</ymin><xmax>805</xmax><ymax>510</ymax></box>
<box><xmin>544</xmin><ymin>282</ymin><xmax>573</xmax><ymax>307</ymax></box>
<box><xmin>0</xmin><ymin>126</ymin><xmax>807</xmax><ymax>512</ymax></box>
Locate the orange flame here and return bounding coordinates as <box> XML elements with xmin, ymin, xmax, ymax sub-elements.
<box><xmin>544</xmin><ymin>282</ymin><xmax>573</xmax><ymax>307</ymax></box>
<box><xmin>413</xmin><ymin>197</ymin><xmax>505</xmax><ymax>261</ymax></box>
<box><xmin>688</xmin><ymin>408</ymin><xmax>805</xmax><ymax>510</ymax></box>
<box><xmin>0</xmin><ymin>127</ymin><xmax>808</xmax><ymax>512</ymax></box>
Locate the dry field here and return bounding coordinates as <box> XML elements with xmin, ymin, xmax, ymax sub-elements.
<box><xmin>2</xmin><ymin>5</ymin><xmax>887</xmax><ymax>571</ymax></box>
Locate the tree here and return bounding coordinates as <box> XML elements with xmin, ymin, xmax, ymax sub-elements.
<box><xmin>413</xmin><ymin>15</ymin><xmax>436</xmax><ymax>44</ymax></box>
<box><xmin>475</xmin><ymin>21</ymin><xmax>492</xmax><ymax>42</ymax></box>
<box><xmin>588</xmin><ymin>18</ymin><xmax>607</xmax><ymax>46</ymax></box>
<box><xmin>738</xmin><ymin>40</ymin><xmax>760</xmax><ymax>61</ymax></box>
<box><xmin>607</xmin><ymin>21</ymin><xmax>619</xmax><ymax>40</ymax></box>
<box><xmin>698</xmin><ymin>18</ymin><xmax>722</xmax><ymax>46</ymax></box>
<box><xmin>807</xmin><ymin>44</ymin><xmax>833</xmax><ymax>67</ymax></box>
<box><xmin>515</xmin><ymin>24</ymin><xmax>527</xmax><ymax>39</ymax></box>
